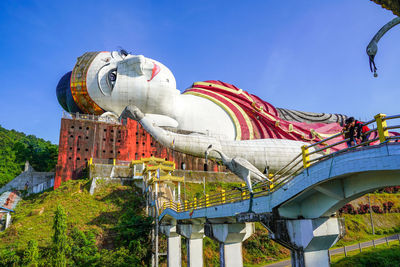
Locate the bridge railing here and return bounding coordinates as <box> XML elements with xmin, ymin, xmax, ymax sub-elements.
<box><xmin>160</xmin><ymin>113</ymin><xmax>400</xmax><ymax>215</ymax></box>
<box><xmin>302</xmin><ymin>113</ymin><xmax>400</xmax><ymax>169</ymax></box>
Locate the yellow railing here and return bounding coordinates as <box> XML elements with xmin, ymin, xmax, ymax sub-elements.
<box><xmin>160</xmin><ymin>113</ymin><xmax>400</xmax><ymax>214</ymax></box>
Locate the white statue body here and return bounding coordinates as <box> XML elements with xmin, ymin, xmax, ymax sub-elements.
<box><xmin>60</xmin><ymin>51</ymin><xmax>344</xmax><ymax>173</ymax></box>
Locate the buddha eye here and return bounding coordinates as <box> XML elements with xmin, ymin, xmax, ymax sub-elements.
<box><xmin>107</xmin><ymin>68</ymin><xmax>117</xmax><ymax>89</ymax></box>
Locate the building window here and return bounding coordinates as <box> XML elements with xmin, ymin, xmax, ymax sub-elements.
<box><xmin>103</xmin><ymin>150</ymin><xmax>106</xmax><ymax>153</ymax></box>
<box><xmin>77</xmin><ymin>148</ymin><xmax>80</xmax><ymax>151</ymax></box>
<box><xmin>104</xmin><ymin>129</ymin><xmax>107</xmax><ymax>132</ymax></box>
<box><xmin>110</xmin><ymin>150</ymin><xmax>113</xmax><ymax>154</ymax></box>
<box><xmin>86</xmin><ymin>136</ymin><xmax>89</xmax><ymax>139</ymax></box>
<box><xmin>86</xmin><ymin>127</ymin><xmax>89</xmax><ymax>130</ymax></box>
<box><xmin>78</xmin><ymin>136</ymin><xmax>81</xmax><ymax>139</ymax></box>
<box><xmin>103</xmin><ymin>138</ymin><xmax>106</xmax><ymax>141</ymax></box>
<box><xmin>71</xmin><ymin>126</ymin><xmax>75</xmax><ymax>129</ymax></box>
<box><xmin>110</xmin><ymin>139</ymin><xmax>114</xmax><ymax>142</ymax></box>
<box><xmin>69</xmin><ymin>147</ymin><xmax>72</xmax><ymax>150</ymax></box>
<box><xmin>111</xmin><ymin>130</ymin><xmax>114</xmax><ymax>133</ymax></box>
<box><xmin>77</xmin><ymin>157</ymin><xmax>80</xmax><ymax>160</ymax></box>
<box><xmin>136</xmin><ymin>141</ymin><xmax>139</xmax><ymax>145</ymax></box>
<box><xmin>85</xmin><ymin>148</ymin><xmax>88</xmax><ymax>152</ymax></box>
<box><xmin>79</xmin><ymin>126</ymin><xmax>82</xmax><ymax>130</ymax></box>
<box><xmin>70</xmin><ymin>135</ymin><xmax>73</xmax><ymax>138</ymax></box>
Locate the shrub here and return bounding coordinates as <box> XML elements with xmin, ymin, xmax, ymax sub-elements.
<box><xmin>68</xmin><ymin>227</ymin><xmax>100</xmax><ymax>266</ymax></box>
<box><xmin>339</xmin><ymin>204</ymin><xmax>357</xmax><ymax>214</ymax></box>
<box><xmin>372</xmin><ymin>205</ymin><xmax>383</xmax><ymax>214</ymax></box>
<box><xmin>383</xmin><ymin>201</ymin><xmax>394</xmax><ymax>213</ymax></box>
<box><xmin>52</xmin><ymin>205</ymin><xmax>69</xmax><ymax>267</ymax></box>
<box><xmin>357</xmin><ymin>203</ymin><xmax>370</xmax><ymax>214</ymax></box>
<box><xmin>0</xmin><ymin>247</ymin><xmax>21</xmax><ymax>266</ymax></box>
<box><xmin>22</xmin><ymin>240</ymin><xmax>39</xmax><ymax>267</ymax></box>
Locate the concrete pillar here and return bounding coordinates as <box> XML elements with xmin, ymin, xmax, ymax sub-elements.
<box><xmin>205</xmin><ymin>223</ymin><xmax>254</xmax><ymax>267</ymax></box>
<box><xmin>219</xmin><ymin>241</ymin><xmax>243</xmax><ymax>267</ymax></box>
<box><xmin>177</xmin><ymin>224</ymin><xmax>204</xmax><ymax>267</ymax></box>
<box><xmin>284</xmin><ymin>217</ymin><xmax>341</xmax><ymax>267</ymax></box>
<box><xmin>168</xmin><ymin>235</ymin><xmax>181</xmax><ymax>267</ymax></box>
<box><xmin>160</xmin><ymin>225</ymin><xmax>182</xmax><ymax>267</ymax></box>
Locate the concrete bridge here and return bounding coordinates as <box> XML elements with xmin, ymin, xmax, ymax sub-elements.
<box><xmin>157</xmin><ymin>114</ymin><xmax>400</xmax><ymax>267</ymax></box>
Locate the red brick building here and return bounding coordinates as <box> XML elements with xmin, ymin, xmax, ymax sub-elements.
<box><xmin>54</xmin><ymin>114</ymin><xmax>222</xmax><ymax>189</ymax></box>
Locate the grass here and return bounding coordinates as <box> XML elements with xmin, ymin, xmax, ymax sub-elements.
<box><xmin>331</xmin><ymin>243</ymin><xmax>400</xmax><ymax>267</ymax></box>
<box><xmin>0</xmin><ymin>179</ymin><xmax>138</xmax><ymax>250</ymax></box>
<box><xmin>182</xmin><ymin>180</ymin><xmax>243</xmax><ymax>201</ymax></box>
<box><xmin>335</xmin><ymin>213</ymin><xmax>400</xmax><ymax>247</ymax></box>
<box><xmin>243</xmin><ymin>223</ymin><xmax>290</xmax><ymax>266</ymax></box>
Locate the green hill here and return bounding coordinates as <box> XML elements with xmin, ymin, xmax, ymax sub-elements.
<box><xmin>0</xmin><ymin>125</ymin><xmax>58</xmax><ymax>187</ymax></box>
<box><xmin>0</xmin><ymin>180</ymin><xmax>153</xmax><ymax>266</ymax></box>
<box><xmin>1</xmin><ymin>176</ymin><xmax>400</xmax><ymax>266</ymax></box>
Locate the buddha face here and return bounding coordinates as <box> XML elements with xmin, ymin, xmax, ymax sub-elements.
<box><xmin>56</xmin><ymin>51</ymin><xmax>177</xmax><ymax>115</ymax></box>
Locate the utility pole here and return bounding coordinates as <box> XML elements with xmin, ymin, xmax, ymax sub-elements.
<box><xmin>368</xmin><ymin>193</ymin><xmax>375</xmax><ymax>235</ymax></box>
<box><xmin>154</xmin><ymin>197</ymin><xmax>159</xmax><ymax>267</ymax></box>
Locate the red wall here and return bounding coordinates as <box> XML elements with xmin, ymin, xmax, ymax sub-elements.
<box><xmin>54</xmin><ymin>117</ymin><xmax>222</xmax><ymax>189</ymax></box>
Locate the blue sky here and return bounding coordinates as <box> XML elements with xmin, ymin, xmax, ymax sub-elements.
<box><xmin>0</xmin><ymin>0</ymin><xmax>399</xmax><ymax>144</ymax></box>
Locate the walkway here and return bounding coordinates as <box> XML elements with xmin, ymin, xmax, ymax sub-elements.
<box><xmin>157</xmin><ymin>113</ymin><xmax>400</xmax><ymax>267</ymax></box>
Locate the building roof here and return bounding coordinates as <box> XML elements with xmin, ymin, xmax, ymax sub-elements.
<box><xmin>0</xmin><ymin>206</ymin><xmax>15</xmax><ymax>213</ymax></box>
<box><xmin>372</xmin><ymin>0</ymin><xmax>400</xmax><ymax>16</ymax></box>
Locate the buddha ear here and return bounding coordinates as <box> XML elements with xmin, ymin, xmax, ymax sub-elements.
<box><xmin>119</xmin><ymin>55</ymin><xmax>145</xmax><ymax>75</ymax></box>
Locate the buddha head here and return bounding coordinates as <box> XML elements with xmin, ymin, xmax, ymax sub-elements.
<box><xmin>56</xmin><ymin>50</ymin><xmax>177</xmax><ymax>115</ymax></box>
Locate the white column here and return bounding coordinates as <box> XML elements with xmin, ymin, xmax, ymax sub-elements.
<box><xmin>285</xmin><ymin>217</ymin><xmax>341</xmax><ymax>267</ymax></box>
<box><xmin>304</xmin><ymin>250</ymin><xmax>329</xmax><ymax>267</ymax></box>
<box><xmin>220</xmin><ymin>242</ymin><xmax>243</xmax><ymax>267</ymax></box>
<box><xmin>160</xmin><ymin>225</ymin><xmax>182</xmax><ymax>267</ymax></box>
<box><xmin>205</xmin><ymin>223</ymin><xmax>254</xmax><ymax>267</ymax></box>
<box><xmin>178</xmin><ymin>224</ymin><xmax>204</xmax><ymax>267</ymax></box>
<box><xmin>168</xmin><ymin>234</ymin><xmax>181</xmax><ymax>267</ymax></box>
<box><xmin>187</xmin><ymin>238</ymin><xmax>203</xmax><ymax>267</ymax></box>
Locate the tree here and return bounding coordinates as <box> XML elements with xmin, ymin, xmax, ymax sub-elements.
<box><xmin>69</xmin><ymin>227</ymin><xmax>100</xmax><ymax>266</ymax></box>
<box><xmin>52</xmin><ymin>205</ymin><xmax>69</xmax><ymax>267</ymax></box>
<box><xmin>22</xmin><ymin>239</ymin><xmax>39</xmax><ymax>267</ymax></box>
<box><xmin>0</xmin><ymin>125</ymin><xmax>58</xmax><ymax>187</ymax></box>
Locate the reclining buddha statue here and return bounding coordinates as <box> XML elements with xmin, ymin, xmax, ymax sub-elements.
<box><xmin>56</xmin><ymin>51</ymin><xmax>351</xmax><ymax>174</ymax></box>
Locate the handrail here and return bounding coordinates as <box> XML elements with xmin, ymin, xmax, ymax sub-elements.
<box><xmin>308</xmin><ymin>138</ymin><xmax>349</xmax><ymax>156</ymax></box>
<box><xmin>160</xmin><ymin>113</ymin><xmax>400</xmax><ymax>214</ymax></box>
<box><xmin>306</xmin><ymin>132</ymin><xmax>343</xmax><ymax>149</ymax></box>
<box><xmin>384</xmin><ymin>115</ymin><xmax>400</xmax><ymax>121</ymax></box>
